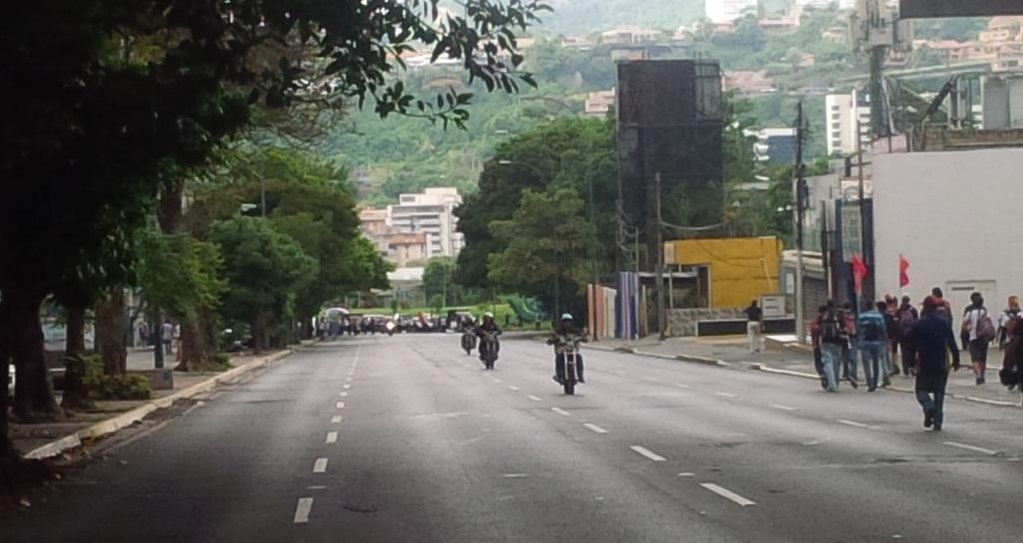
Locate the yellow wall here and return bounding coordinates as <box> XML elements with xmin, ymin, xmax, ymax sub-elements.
<box><xmin>665</xmin><ymin>237</ymin><xmax>782</xmax><ymax>309</ymax></box>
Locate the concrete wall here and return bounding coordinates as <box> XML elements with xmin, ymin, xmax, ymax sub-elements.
<box><xmin>664</xmin><ymin>237</ymin><xmax>782</xmax><ymax>309</ymax></box>
<box><xmin>667</xmin><ymin>307</ymin><xmax>743</xmax><ymax>337</ymax></box>
<box><xmin>874</xmin><ymin>148</ymin><xmax>1023</xmax><ymax>330</ymax></box>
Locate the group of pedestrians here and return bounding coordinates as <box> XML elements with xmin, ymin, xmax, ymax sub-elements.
<box><xmin>808</xmin><ymin>287</ymin><xmax>1023</xmax><ymax>430</ymax></box>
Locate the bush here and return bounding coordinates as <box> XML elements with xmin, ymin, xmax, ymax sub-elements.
<box><xmin>212</xmin><ymin>352</ymin><xmax>233</xmax><ymax>371</ymax></box>
<box><xmin>85</xmin><ymin>373</ymin><xmax>152</xmax><ymax>401</ymax></box>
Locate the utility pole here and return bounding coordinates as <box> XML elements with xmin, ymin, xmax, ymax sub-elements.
<box><xmin>654</xmin><ymin>173</ymin><xmax>666</xmax><ymax>341</ymax></box>
<box><xmin>794</xmin><ymin>102</ymin><xmax>807</xmax><ymax>346</ymax></box>
<box><xmin>587</xmin><ymin>170</ymin><xmax>599</xmax><ymax>341</ymax></box>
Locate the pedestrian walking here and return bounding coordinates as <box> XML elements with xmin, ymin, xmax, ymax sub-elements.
<box><xmin>895</xmin><ymin>294</ymin><xmax>919</xmax><ymax>377</ymax></box>
<box><xmin>161</xmin><ymin>321</ymin><xmax>174</xmax><ymax>356</ymax></box>
<box><xmin>998</xmin><ymin>318</ymin><xmax>1023</xmax><ymax>391</ymax></box>
<box><xmin>963</xmin><ymin>293</ymin><xmax>996</xmax><ymax>385</ymax></box>
<box><xmin>744</xmin><ymin>299</ymin><xmax>763</xmax><ymax>354</ymax></box>
<box><xmin>137</xmin><ymin>322</ymin><xmax>149</xmax><ymax>348</ymax></box>
<box><xmin>885</xmin><ymin>295</ymin><xmax>900</xmax><ymax>375</ymax></box>
<box><xmin>818</xmin><ymin>300</ymin><xmax>849</xmax><ymax>392</ymax></box>
<box><xmin>857</xmin><ymin>301</ymin><xmax>890</xmax><ymax>391</ymax></box>
<box><xmin>997</xmin><ymin>295</ymin><xmax>1021</xmax><ymax>351</ymax></box>
<box><xmin>910</xmin><ymin>296</ymin><xmax>961</xmax><ymax>431</ymax></box>
<box><xmin>811</xmin><ymin>305</ymin><xmax>827</xmax><ymax>389</ymax></box>
<box><xmin>841</xmin><ymin>300</ymin><xmax>859</xmax><ymax>386</ymax></box>
<box><xmin>931</xmin><ymin>286</ymin><xmax>953</xmax><ymax>327</ymax></box>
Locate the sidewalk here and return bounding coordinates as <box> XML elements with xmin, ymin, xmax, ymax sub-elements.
<box><xmin>587</xmin><ymin>335</ymin><xmax>1023</xmax><ymax>408</ymax></box>
<box><xmin>11</xmin><ymin>348</ymin><xmax>299</xmax><ymax>460</ymax></box>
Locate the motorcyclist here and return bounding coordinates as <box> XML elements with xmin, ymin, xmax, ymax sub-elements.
<box><xmin>475</xmin><ymin>312</ymin><xmax>502</xmax><ymax>361</ymax></box>
<box><xmin>548</xmin><ymin>313</ymin><xmax>586</xmax><ymax>384</ymax></box>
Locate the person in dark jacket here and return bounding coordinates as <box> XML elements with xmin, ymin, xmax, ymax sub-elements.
<box><xmin>475</xmin><ymin>312</ymin><xmax>502</xmax><ymax>361</ymax></box>
<box><xmin>548</xmin><ymin>313</ymin><xmax>586</xmax><ymax>384</ymax></box>
<box><xmin>909</xmin><ymin>296</ymin><xmax>961</xmax><ymax>431</ymax></box>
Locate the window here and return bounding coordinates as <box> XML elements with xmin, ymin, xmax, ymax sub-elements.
<box><xmin>831</xmin><ymin>105</ymin><xmax>840</xmax><ymax>111</ymax></box>
<box><xmin>832</xmin><ymin>131</ymin><xmax>841</xmax><ymax>138</ymax></box>
<box><xmin>832</xmin><ymin>114</ymin><xmax>841</xmax><ymax>120</ymax></box>
<box><xmin>832</xmin><ymin>139</ymin><xmax>842</xmax><ymax>148</ymax></box>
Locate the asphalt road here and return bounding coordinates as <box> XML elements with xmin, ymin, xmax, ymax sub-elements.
<box><xmin>3</xmin><ymin>334</ymin><xmax>1022</xmax><ymax>542</ymax></box>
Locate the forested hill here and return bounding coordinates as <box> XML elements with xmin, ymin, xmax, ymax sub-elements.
<box><xmin>537</xmin><ymin>0</ymin><xmax>705</xmax><ymax>34</ymax></box>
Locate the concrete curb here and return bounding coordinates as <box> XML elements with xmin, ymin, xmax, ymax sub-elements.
<box><xmin>24</xmin><ymin>349</ymin><xmax>294</xmax><ymax>460</ymax></box>
<box><xmin>675</xmin><ymin>353</ymin><xmax>730</xmax><ymax>367</ymax></box>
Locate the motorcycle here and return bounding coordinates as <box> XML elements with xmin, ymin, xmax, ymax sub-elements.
<box><xmin>553</xmin><ymin>333</ymin><xmax>586</xmax><ymax>395</ymax></box>
<box><xmin>461</xmin><ymin>328</ymin><xmax>478</xmax><ymax>355</ymax></box>
<box><xmin>478</xmin><ymin>331</ymin><xmax>500</xmax><ymax>370</ymax></box>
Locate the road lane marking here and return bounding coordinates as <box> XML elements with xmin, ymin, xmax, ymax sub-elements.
<box><xmin>676</xmin><ymin>383</ymin><xmax>691</xmax><ymax>389</ymax></box>
<box><xmin>293</xmin><ymin>497</ymin><xmax>314</xmax><ymax>524</ymax></box>
<box><xmin>527</xmin><ymin>395</ymin><xmax>543</xmax><ymax>402</ymax></box>
<box><xmin>700</xmin><ymin>483</ymin><xmax>756</xmax><ymax>507</ymax></box>
<box><xmin>769</xmin><ymin>404</ymin><xmax>798</xmax><ymax>412</ymax></box>
<box><xmin>501</xmin><ymin>473</ymin><xmax>530</xmax><ymax>478</ymax></box>
<box><xmin>944</xmin><ymin>441</ymin><xmax>999</xmax><ymax>456</ymax></box>
<box><xmin>342</xmin><ymin>384</ymin><xmax>351</xmax><ymax>389</ymax></box>
<box><xmin>678</xmin><ymin>472</ymin><xmax>695</xmax><ymax>477</ymax></box>
<box><xmin>326</xmin><ymin>432</ymin><xmax>339</xmax><ymax>444</ymax></box>
<box><xmin>330</xmin><ymin>415</ymin><xmax>343</xmax><ymax>424</ymax></box>
<box><xmin>508</xmin><ymin>385</ymin><xmax>519</xmax><ymax>391</ymax></box>
<box><xmin>344</xmin><ymin>377</ymin><xmax>353</xmax><ymax>383</ymax></box>
<box><xmin>630</xmin><ymin>445</ymin><xmax>666</xmax><ymax>462</ymax></box>
<box><xmin>837</xmin><ymin>419</ymin><xmax>879</xmax><ymax>430</ymax></box>
<box><xmin>551</xmin><ymin>407</ymin><xmax>572</xmax><ymax>416</ymax></box>
<box><xmin>339</xmin><ymin>392</ymin><xmax>348</xmax><ymax>397</ymax></box>
<box><xmin>307</xmin><ymin>485</ymin><xmax>327</xmax><ymax>490</ymax></box>
<box><xmin>583</xmin><ymin>423</ymin><xmax>608</xmax><ymax>434</ymax></box>
<box><xmin>715</xmin><ymin>392</ymin><xmax>736</xmax><ymax>398</ymax></box>
<box><xmin>336</xmin><ymin>401</ymin><xmax>345</xmax><ymax>409</ymax></box>
<box><xmin>493</xmin><ymin>378</ymin><xmax>503</xmax><ymax>383</ymax></box>
<box><xmin>313</xmin><ymin>458</ymin><xmax>328</xmax><ymax>473</ymax></box>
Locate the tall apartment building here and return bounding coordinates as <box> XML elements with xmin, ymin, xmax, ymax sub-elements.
<box><xmin>388</xmin><ymin>187</ymin><xmax>464</xmax><ymax>259</ymax></box>
<box><xmin>705</xmin><ymin>0</ymin><xmax>758</xmax><ymax>24</ymax></box>
<box><xmin>825</xmin><ymin>89</ymin><xmax>872</xmax><ymax>156</ymax></box>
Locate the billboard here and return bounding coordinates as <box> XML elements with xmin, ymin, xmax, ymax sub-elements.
<box><xmin>901</xmin><ymin>0</ymin><xmax>1023</xmax><ymax>18</ymax></box>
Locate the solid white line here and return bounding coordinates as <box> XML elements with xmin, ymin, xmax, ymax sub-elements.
<box><xmin>715</xmin><ymin>392</ymin><xmax>736</xmax><ymax>398</ymax></box>
<box><xmin>527</xmin><ymin>395</ymin><xmax>543</xmax><ymax>402</ymax></box>
<box><xmin>336</xmin><ymin>401</ymin><xmax>345</xmax><ymax>409</ymax></box>
<box><xmin>313</xmin><ymin>458</ymin><xmax>328</xmax><ymax>473</ymax></box>
<box><xmin>326</xmin><ymin>432</ymin><xmax>338</xmax><ymax>444</ymax></box>
<box><xmin>837</xmin><ymin>419</ymin><xmax>874</xmax><ymax>429</ymax></box>
<box><xmin>551</xmin><ymin>407</ymin><xmax>572</xmax><ymax>416</ymax></box>
<box><xmin>584</xmin><ymin>423</ymin><xmax>608</xmax><ymax>434</ymax></box>
<box><xmin>330</xmin><ymin>415</ymin><xmax>343</xmax><ymax>424</ymax></box>
<box><xmin>700</xmin><ymin>483</ymin><xmax>756</xmax><ymax>507</ymax></box>
<box><xmin>944</xmin><ymin>441</ymin><xmax>999</xmax><ymax>456</ymax></box>
<box><xmin>770</xmin><ymin>404</ymin><xmax>798</xmax><ymax>412</ymax></box>
<box><xmin>508</xmin><ymin>385</ymin><xmax>519</xmax><ymax>391</ymax></box>
<box><xmin>293</xmin><ymin>497</ymin><xmax>314</xmax><ymax>524</ymax></box>
<box><xmin>630</xmin><ymin>445</ymin><xmax>666</xmax><ymax>462</ymax></box>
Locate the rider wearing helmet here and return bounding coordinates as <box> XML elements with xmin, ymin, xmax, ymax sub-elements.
<box><xmin>548</xmin><ymin>313</ymin><xmax>586</xmax><ymax>384</ymax></box>
<box><xmin>475</xmin><ymin>312</ymin><xmax>502</xmax><ymax>361</ymax></box>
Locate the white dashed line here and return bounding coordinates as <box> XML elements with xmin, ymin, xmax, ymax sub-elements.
<box><xmin>678</xmin><ymin>472</ymin><xmax>695</xmax><ymax>478</ymax></box>
<box><xmin>493</xmin><ymin>378</ymin><xmax>503</xmax><ymax>383</ymax></box>
<box><xmin>583</xmin><ymin>423</ymin><xmax>608</xmax><ymax>434</ymax></box>
<box><xmin>837</xmin><ymin>419</ymin><xmax>877</xmax><ymax>430</ymax></box>
<box><xmin>344</xmin><ymin>378</ymin><xmax>353</xmax><ymax>384</ymax></box>
<box><xmin>293</xmin><ymin>497</ymin><xmax>314</xmax><ymax>524</ymax></box>
<box><xmin>501</xmin><ymin>473</ymin><xmax>530</xmax><ymax>478</ymax></box>
<box><xmin>342</xmin><ymin>384</ymin><xmax>351</xmax><ymax>390</ymax></box>
<box><xmin>944</xmin><ymin>441</ymin><xmax>999</xmax><ymax>456</ymax></box>
<box><xmin>700</xmin><ymin>483</ymin><xmax>756</xmax><ymax>507</ymax></box>
<box><xmin>676</xmin><ymin>383</ymin><xmax>691</xmax><ymax>389</ymax></box>
<box><xmin>330</xmin><ymin>415</ymin><xmax>343</xmax><ymax>424</ymax></box>
<box><xmin>527</xmin><ymin>395</ymin><xmax>543</xmax><ymax>402</ymax></box>
<box><xmin>769</xmin><ymin>404</ymin><xmax>798</xmax><ymax>412</ymax></box>
<box><xmin>336</xmin><ymin>401</ymin><xmax>345</xmax><ymax>409</ymax></box>
<box><xmin>551</xmin><ymin>407</ymin><xmax>572</xmax><ymax>416</ymax></box>
<box><xmin>326</xmin><ymin>432</ymin><xmax>338</xmax><ymax>444</ymax></box>
<box><xmin>715</xmin><ymin>392</ymin><xmax>736</xmax><ymax>398</ymax></box>
<box><xmin>630</xmin><ymin>445</ymin><xmax>666</xmax><ymax>462</ymax></box>
<box><xmin>508</xmin><ymin>385</ymin><xmax>519</xmax><ymax>391</ymax></box>
<box><xmin>313</xmin><ymin>458</ymin><xmax>328</xmax><ymax>473</ymax></box>
<box><xmin>339</xmin><ymin>392</ymin><xmax>348</xmax><ymax>397</ymax></box>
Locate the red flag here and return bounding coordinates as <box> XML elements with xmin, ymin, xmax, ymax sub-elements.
<box><xmin>898</xmin><ymin>254</ymin><xmax>910</xmax><ymax>288</ymax></box>
<box><xmin>852</xmin><ymin>255</ymin><xmax>868</xmax><ymax>295</ymax></box>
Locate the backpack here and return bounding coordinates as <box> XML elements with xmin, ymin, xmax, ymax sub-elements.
<box><xmin>976</xmin><ymin>310</ymin><xmax>997</xmax><ymax>343</ymax></box>
<box><xmin>861</xmin><ymin>316</ymin><xmax>883</xmax><ymax>342</ymax></box>
<box><xmin>820</xmin><ymin>312</ymin><xmax>843</xmax><ymax>343</ymax></box>
<box><xmin>897</xmin><ymin>306</ymin><xmax>916</xmax><ymax>337</ymax></box>
<box><xmin>1005</xmin><ymin>311</ymin><xmax>1021</xmax><ymax>339</ymax></box>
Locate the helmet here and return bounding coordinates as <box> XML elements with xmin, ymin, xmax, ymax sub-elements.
<box><xmin>483</xmin><ymin>312</ymin><xmax>494</xmax><ymax>319</ymax></box>
<box><xmin>560</xmin><ymin>313</ymin><xmax>573</xmax><ymax>321</ymax></box>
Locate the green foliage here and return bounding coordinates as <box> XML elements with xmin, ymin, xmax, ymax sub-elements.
<box><xmin>81</xmin><ymin>355</ymin><xmax>152</xmax><ymax>401</ymax></box>
<box><xmin>539</xmin><ymin>0</ymin><xmax>704</xmax><ymax>34</ymax></box>
<box><xmin>429</xmin><ymin>294</ymin><xmax>445</xmax><ymax>314</ymax></box>
<box><xmin>209</xmin><ymin>217</ymin><xmax>319</xmax><ymax>345</ymax></box>
<box><xmin>487</xmin><ymin>188</ymin><xmax>594</xmax><ymax>313</ymax></box>
<box><xmin>423</xmin><ymin>257</ymin><xmax>457</xmax><ymax>304</ymax></box>
<box><xmin>136</xmin><ymin>229</ymin><xmax>225</xmax><ymax>322</ymax></box>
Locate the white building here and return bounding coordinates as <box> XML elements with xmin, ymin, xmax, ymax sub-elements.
<box><xmin>873</xmin><ymin>148</ymin><xmax>1023</xmax><ymax>332</ymax></box>
<box><xmin>825</xmin><ymin>90</ymin><xmax>872</xmax><ymax>156</ymax></box>
<box><xmin>705</xmin><ymin>0</ymin><xmax>758</xmax><ymax>24</ymax></box>
<box><xmin>387</xmin><ymin>187</ymin><xmax>464</xmax><ymax>259</ymax></box>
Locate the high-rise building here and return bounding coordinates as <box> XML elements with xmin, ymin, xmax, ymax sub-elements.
<box><xmin>388</xmin><ymin>187</ymin><xmax>464</xmax><ymax>259</ymax></box>
<box><xmin>825</xmin><ymin>90</ymin><xmax>872</xmax><ymax>157</ymax></box>
<box><xmin>705</xmin><ymin>0</ymin><xmax>758</xmax><ymax>24</ymax></box>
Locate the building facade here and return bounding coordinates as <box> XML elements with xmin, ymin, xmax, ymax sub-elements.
<box><xmin>387</xmin><ymin>187</ymin><xmax>464</xmax><ymax>259</ymax></box>
<box><xmin>749</xmin><ymin>127</ymin><xmax>798</xmax><ymax>164</ymax></box>
<box><xmin>825</xmin><ymin>89</ymin><xmax>872</xmax><ymax>156</ymax></box>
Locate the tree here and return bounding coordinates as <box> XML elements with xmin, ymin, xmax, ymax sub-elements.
<box><xmin>423</xmin><ymin>257</ymin><xmax>456</xmax><ymax>306</ymax></box>
<box><xmin>1</xmin><ymin>0</ymin><xmax>545</xmax><ymax>491</ymax></box>
<box><xmin>488</xmin><ymin>188</ymin><xmax>594</xmax><ymax>316</ymax></box>
<box><xmin>209</xmin><ymin>218</ymin><xmax>318</xmax><ymax>353</ymax></box>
